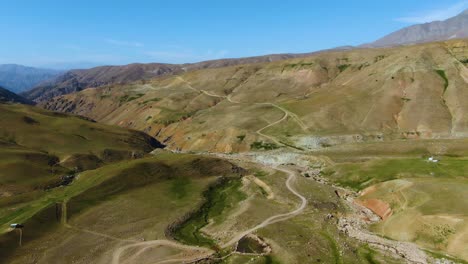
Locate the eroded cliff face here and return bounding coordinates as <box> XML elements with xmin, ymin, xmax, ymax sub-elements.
<box><xmin>43</xmin><ymin>40</ymin><xmax>468</xmax><ymax>152</ymax></box>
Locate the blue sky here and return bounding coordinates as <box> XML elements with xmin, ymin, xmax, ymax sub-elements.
<box><xmin>1</xmin><ymin>0</ymin><xmax>467</xmax><ymax>69</ymax></box>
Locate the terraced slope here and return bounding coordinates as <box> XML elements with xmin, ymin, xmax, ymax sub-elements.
<box><xmin>43</xmin><ymin>39</ymin><xmax>468</xmax><ymax>152</ymax></box>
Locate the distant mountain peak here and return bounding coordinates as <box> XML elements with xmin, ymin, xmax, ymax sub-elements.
<box><xmin>363</xmin><ymin>9</ymin><xmax>468</xmax><ymax>47</ymax></box>
<box><xmin>0</xmin><ymin>64</ymin><xmax>62</xmax><ymax>93</ymax></box>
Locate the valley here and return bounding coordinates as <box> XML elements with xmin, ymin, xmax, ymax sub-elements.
<box><xmin>0</xmin><ymin>18</ymin><xmax>467</xmax><ymax>264</ymax></box>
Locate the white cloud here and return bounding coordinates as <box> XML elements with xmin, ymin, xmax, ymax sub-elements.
<box><xmin>105</xmin><ymin>38</ymin><xmax>144</xmax><ymax>47</ymax></box>
<box><xmin>395</xmin><ymin>1</ymin><xmax>468</xmax><ymax>23</ymax></box>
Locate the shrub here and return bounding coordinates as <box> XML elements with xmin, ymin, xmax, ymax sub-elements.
<box><xmin>337</xmin><ymin>64</ymin><xmax>351</xmax><ymax>72</ymax></box>
<box><xmin>435</xmin><ymin>70</ymin><xmax>449</xmax><ymax>92</ymax></box>
<box><xmin>237</xmin><ymin>135</ymin><xmax>246</xmax><ymax>142</ymax></box>
<box><xmin>250</xmin><ymin>141</ymin><xmax>279</xmax><ymax>150</ymax></box>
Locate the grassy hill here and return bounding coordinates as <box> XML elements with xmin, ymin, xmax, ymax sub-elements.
<box><xmin>22</xmin><ymin>54</ymin><xmax>313</xmax><ymax>103</ymax></box>
<box><xmin>0</xmin><ymin>103</ymin><xmax>163</xmax><ymax>220</ymax></box>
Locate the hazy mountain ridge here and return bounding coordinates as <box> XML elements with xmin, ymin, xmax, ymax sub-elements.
<box><xmin>363</xmin><ymin>9</ymin><xmax>468</xmax><ymax>47</ymax></box>
<box><xmin>0</xmin><ymin>64</ymin><xmax>61</xmax><ymax>93</ymax></box>
<box><xmin>22</xmin><ymin>63</ymin><xmax>183</xmax><ymax>102</ymax></box>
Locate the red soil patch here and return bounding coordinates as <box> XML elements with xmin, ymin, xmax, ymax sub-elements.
<box><xmin>360</xmin><ymin>185</ymin><xmax>376</xmax><ymax>196</ymax></box>
<box><xmin>356</xmin><ymin>198</ymin><xmax>392</xmax><ymax>220</ymax></box>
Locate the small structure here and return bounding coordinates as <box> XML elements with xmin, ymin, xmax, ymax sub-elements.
<box><xmin>10</xmin><ymin>223</ymin><xmax>24</xmax><ymax>229</ymax></box>
<box><xmin>10</xmin><ymin>223</ymin><xmax>24</xmax><ymax>246</ymax></box>
<box><xmin>427</xmin><ymin>157</ymin><xmax>439</xmax><ymax>163</ymax></box>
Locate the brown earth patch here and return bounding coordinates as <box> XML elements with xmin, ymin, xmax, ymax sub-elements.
<box><xmin>356</xmin><ymin>198</ymin><xmax>392</xmax><ymax>220</ymax></box>
<box><xmin>359</xmin><ymin>185</ymin><xmax>376</xmax><ymax>196</ymax></box>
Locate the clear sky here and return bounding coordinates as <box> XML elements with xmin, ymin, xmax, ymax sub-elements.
<box><xmin>1</xmin><ymin>0</ymin><xmax>467</xmax><ymax>69</ymax></box>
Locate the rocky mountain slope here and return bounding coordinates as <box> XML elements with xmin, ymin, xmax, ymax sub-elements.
<box><xmin>42</xmin><ymin>39</ymin><xmax>468</xmax><ymax>153</ymax></box>
<box><xmin>0</xmin><ymin>86</ymin><xmax>33</xmax><ymax>104</ymax></box>
<box><xmin>364</xmin><ymin>9</ymin><xmax>468</xmax><ymax>47</ymax></box>
<box><xmin>0</xmin><ymin>64</ymin><xmax>61</xmax><ymax>93</ymax></box>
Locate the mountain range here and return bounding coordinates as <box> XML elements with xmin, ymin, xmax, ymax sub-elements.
<box><xmin>42</xmin><ymin>39</ymin><xmax>468</xmax><ymax>152</ymax></box>
<box><xmin>19</xmin><ymin>10</ymin><xmax>468</xmax><ymax>103</ymax></box>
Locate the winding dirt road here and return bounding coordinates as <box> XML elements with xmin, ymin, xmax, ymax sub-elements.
<box><xmin>256</xmin><ymin>110</ymin><xmax>288</xmax><ymax>146</ymax></box>
<box><xmin>59</xmin><ymin>81</ymin><xmax>309</xmax><ymax>263</ymax></box>
<box><xmin>177</xmin><ymin>76</ymin><xmax>308</xmax><ymax>138</ymax></box>
<box><xmin>111</xmin><ymin>240</ymin><xmax>213</xmax><ymax>264</ymax></box>
<box><xmin>221</xmin><ymin>166</ymin><xmax>307</xmax><ymax>248</ymax></box>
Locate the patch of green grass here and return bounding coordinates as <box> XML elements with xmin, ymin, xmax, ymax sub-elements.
<box><xmin>169</xmin><ymin>177</ymin><xmax>192</xmax><ymax>199</ymax></box>
<box><xmin>153</xmin><ymin>108</ymin><xmax>195</xmax><ymax>125</ymax></box>
<box><xmin>329</xmin><ymin>157</ymin><xmax>468</xmax><ymax>190</ymax></box>
<box><xmin>254</xmin><ymin>170</ymin><xmax>268</xmax><ymax>178</ymax></box>
<box><xmin>357</xmin><ymin>245</ymin><xmax>379</xmax><ymax>264</ymax></box>
<box><xmin>337</xmin><ymin>64</ymin><xmax>351</xmax><ymax>73</ymax></box>
<box><xmin>321</xmin><ymin>231</ymin><xmax>342</xmax><ymax>264</ymax></box>
<box><xmin>283</xmin><ymin>62</ymin><xmax>315</xmax><ymax>70</ymax></box>
<box><xmin>173</xmin><ymin>177</ymin><xmax>246</xmax><ymax>247</ymax></box>
<box><xmin>435</xmin><ymin>69</ymin><xmax>449</xmax><ymax>92</ymax></box>
<box><xmin>250</xmin><ymin>141</ymin><xmax>279</xmax><ymax>150</ymax></box>
<box><xmin>264</xmin><ymin>255</ymin><xmax>282</xmax><ymax>264</ymax></box>
<box><xmin>141</xmin><ymin>97</ymin><xmax>161</xmax><ymax>104</ymax></box>
<box><xmin>374</xmin><ymin>55</ymin><xmax>386</xmax><ymax>62</ymax></box>
<box><xmin>119</xmin><ymin>93</ymin><xmax>145</xmax><ymax>104</ymax></box>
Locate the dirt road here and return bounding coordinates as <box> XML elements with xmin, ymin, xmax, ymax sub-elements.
<box><xmin>221</xmin><ymin>166</ymin><xmax>307</xmax><ymax>248</ymax></box>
